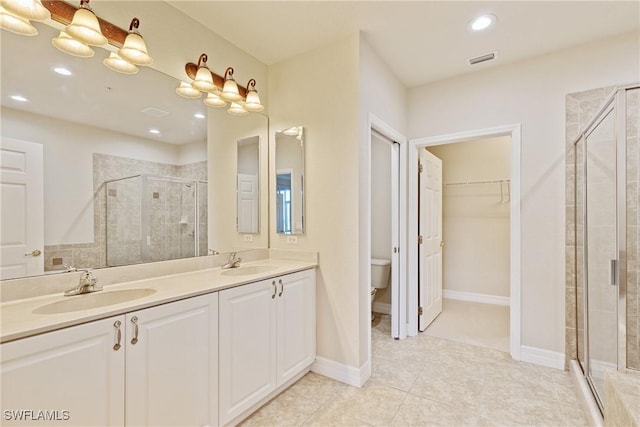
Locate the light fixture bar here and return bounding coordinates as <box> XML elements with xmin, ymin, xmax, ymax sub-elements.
<box><xmin>185</xmin><ymin>62</ymin><xmax>248</xmax><ymax>98</ymax></box>
<box><xmin>41</xmin><ymin>1</ymin><xmax>127</xmax><ymax>47</ymax></box>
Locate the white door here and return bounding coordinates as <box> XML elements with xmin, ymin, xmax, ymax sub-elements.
<box><xmin>418</xmin><ymin>148</ymin><xmax>443</xmax><ymax>331</ymax></box>
<box><xmin>1</xmin><ymin>316</ymin><xmax>125</xmax><ymax>426</ymax></box>
<box><xmin>237</xmin><ymin>173</ymin><xmax>259</xmax><ymax>233</ymax></box>
<box><xmin>219</xmin><ymin>279</ymin><xmax>277</xmax><ymax>425</ymax></box>
<box><xmin>126</xmin><ymin>293</ymin><xmax>218</xmax><ymax>427</ymax></box>
<box><xmin>276</xmin><ymin>270</ymin><xmax>316</xmax><ymax>385</ymax></box>
<box><xmin>0</xmin><ymin>138</ymin><xmax>44</xmax><ymax>279</ymax></box>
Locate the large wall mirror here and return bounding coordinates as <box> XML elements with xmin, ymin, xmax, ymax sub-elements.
<box><xmin>0</xmin><ymin>22</ymin><xmax>268</xmax><ymax>280</ymax></box>
<box><xmin>275</xmin><ymin>126</ymin><xmax>305</xmax><ymax>234</ymax></box>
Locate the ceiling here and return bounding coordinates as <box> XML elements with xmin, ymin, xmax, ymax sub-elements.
<box><xmin>167</xmin><ymin>1</ymin><xmax>640</xmax><ymax>88</ymax></box>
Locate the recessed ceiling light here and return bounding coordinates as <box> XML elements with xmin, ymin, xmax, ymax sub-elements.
<box><xmin>149</xmin><ymin>129</ymin><xmax>160</xmax><ymax>134</ymax></box>
<box><xmin>194</xmin><ymin>113</ymin><xmax>206</xmax><ymax>119</ymax></box>
<box><xmin>10</xmin><ymin>95</ymin><xmax>28</xmax><ymax>102</ymax></box>
<box><xmin>53</xmin><ymin>67</ymin><xmax>72</xmax><ymax>76</ymax></box>
<box><xmin>468</xmin><ymin>14</ymin><xmax>496</xmax><ymax>32</ymax></box>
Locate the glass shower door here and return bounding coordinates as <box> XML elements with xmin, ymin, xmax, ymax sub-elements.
<box><xmin>584</xmin><ymin>104</ymin><xmax>618</xmax><ymax>404</ymax></box>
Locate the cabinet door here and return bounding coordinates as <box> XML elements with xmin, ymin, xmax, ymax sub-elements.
<box><xmin>125</xmin><ymin>293</ymin><xmax>218</xmax><ymax>427</ymax></box>
<box><xmin>276</xmin><ymin>269</ymin><xmax>316</xmax><ymax>385</ymax></box>
<box><xmin>218</xmin><ymin>279</ymin><xmax>277</xmax><ymax>425</ymax></box>
<box><xmin>1</xmin><ymin>316</ymin><xmax>125</xmax><ymax>426</ymax></box>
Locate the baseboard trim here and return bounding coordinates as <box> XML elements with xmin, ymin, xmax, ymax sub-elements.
<box><xmin>372</xmin><ymin>301</ymin><xmax>391</xmax><ymax>315</ymax></box>
<box><xmin>311</xmin><ymin>356</ymin><xmax>370</xmax><ymax>388</ymax></box>
<box><xmin>520</xmin><ymin>345</ymin><xmax>565</xmax><ymax>370</ymax></box>
<box><xmin>443</xmin><ymin>290</ymin><xmax>510</xmax><ymax>306</ymax></box>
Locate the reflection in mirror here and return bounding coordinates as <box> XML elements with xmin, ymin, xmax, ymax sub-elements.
<box><xmin>237</xmin><ymin>136</ymin><xmax>260</xmax><ymax>234</ymax></box>
<box><xmin>275</xmin><ymin>126</ymin><xmax>305</xmax><ymax>234</ymax></box>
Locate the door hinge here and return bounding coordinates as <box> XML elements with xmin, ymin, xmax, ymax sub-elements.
<box><xmin>393</xmin><ymin>247</ymin><xmax>399</xmax><ymax>254</ymax></box>
<box><xmin>418</xmin><ymin>306</ymin><xmax>423</xmax><ymax>316</ymax></box>
<box><xmin>418</xmin><ymin>235</ymin><xmax>423</xmax><ymax>244</ymax></box>
<box><xmin>419</xmin><ymin>162</ymin><xmax>423</xmax><ymax>173</ymax></box>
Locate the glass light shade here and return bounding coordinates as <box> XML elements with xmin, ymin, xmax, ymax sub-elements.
<box><xmin>191</xmin><ymin>66</ymin><xmax>216</xmax><ymax>93</ymax></box>
<box><xmin>221</xmin><ymin>78</ymin><xmax>242</xmax><ymax>101</ymax></box>
<box><xmin>227</xmin><ymin>102</ymin><xmax>248</xmax><ymax>117</ymax></box>
<box><xmin>176</xmin><ymin>82</ymin><xmax>201</xmax><ymax>99</ymax></box>
<box><xmin>0</xmin><ymin>6</ymin><xmax>37</xmax><ymax>35</ymax></box>
<box><xmin>1</xmin><ymin>0</ymin><xmax>50</xmax><ymax>21</ymax></box>
<box><xmin>244</xmin><ymin>89</ymin><xmax>264</xmax><ymax>112</ymax></box>
<box><xmin>203</xmin><ymin>93</ymin><xmax>227</xmax><ymax>108</ymax></box>
<box><xmin>103</xmin><ymin>52</ymin><xmax>138</xmax><ymax>74</ymax></box>
<box><xmin>52</xmin><ymin>30</ymin><xmax>94</xmax><ymax>58</ymax></box>
<box><xmin>65</xmin><ymin>7</ymin><xmax>107</xmax><ymax>46</ymax></box>
<box><xmin>118</xmin><ymin>32</ymin><xmax>152</xmax><ymax>66</ymax></box>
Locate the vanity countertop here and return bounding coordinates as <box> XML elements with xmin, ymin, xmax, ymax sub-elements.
<box><xmin>1</xmin><ymin>258</ymin><xmax>316</xmax><ymax>344</ymax></box>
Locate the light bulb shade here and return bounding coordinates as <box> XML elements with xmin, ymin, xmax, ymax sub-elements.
<box><xmin>192</xmin><ymin>66</ymin><xmax>216</xmax><ymax>93</ymax></box>
<box><xmin>244</xmin><ymin>89</ymin><xmax>264</xmax><ymax>112</ymax></box>
<box><xmin>221</xmin><ymin>78</ymin><xmax>242</xmax><ymax>101</ymax></box>
<box><xmin>0</xmin><ymin>6</ymin><xmax>37</xmax><ymax>35</ymax></box>
<box><xmin>176</xmin><ymin>82</ymin><xmax>201</xmax><ymax>99</ymax></box>
<box><xmin>65</xmin><ymin>7</ymin><xmax>107</xmax><ymax>46</ymax></box>
<box><xmin>1</xmin><ymin>0</ymin><xmax>50</xmax><ymax>21</ymax></box>
<box><xmin>103</xmin><ymin>52</ymin><xmax>138</xmax><ymax>74</ymax></box>
<box><xmin>227</xmin><ymin>102</ymin><xmax>248</xmax><ymax>117</ymax></box>
<box><xmin>52</xmin><ymin>30</ymin><xmax>94</xmax><ymax>57</ymax></box>
<box><xmin>203</xmin><ymin>93</ymin><xmax>227</xmax><ymax>108</ymax></box>
<box><xmin>118</xmin><ymin>32</ymin><xmax>152</xmax><ymax>66</ymax></box>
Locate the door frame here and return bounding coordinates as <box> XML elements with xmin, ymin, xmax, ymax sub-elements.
<box><xmin>408</xmin><ymin>123</ymin><xmax>522</xmax><ymax>360</ymax></box>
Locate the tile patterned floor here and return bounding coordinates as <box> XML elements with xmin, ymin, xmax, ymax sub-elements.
<box><xmin>239</xmin><ymin>315</ymin><xmax>588</xmax><ymax>426</ymax></box>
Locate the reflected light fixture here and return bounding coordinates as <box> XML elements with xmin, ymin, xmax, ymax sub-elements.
<box><xmin>203</xmin><ymin>93</ymin><xmax>227</xmax><ymax>108</ymax></box>
<box><xmin>1</xmin><ymin>0</ymin><xmax>50</xmax><ymax>21</ymax></box>
<box><xmin>468</xmin><ymin>14</ymin><xmax>496</xmax><ymax>32</ymax></box>
<box><xmin>176</xmin><ymin>82</ymin><xmax>202</xmax><ymax>99</ymax></box>
<box><xmin>227</xmin><ymin>102</ymin><xmax>248</xmax><ymax>117</ymax></box>
<box><xmin>244</xmin><ymin>79</ymin><xmax>264</xmax><ymax>112</ymax></box>
<box><xmin>65</xmin><ymin>0</ymin><xmax>107</xmax><ymax>46</ymax></box>
<box><xmin>103</xmin><ymin>52</ymin><xmax>138</xmax><ymax>74</ymax></box>
<box><xmin>191</xmin><ymin>53</ymin><xmax>216</xmax><ymax>93</ymax></box>
<box><xmin>194</xmin><ymin>113</ymin><xmax>205</xmax><ymax>119</ymax></box>
<box><xmin>283</xmin><ymin>126</ymin><xmax>301</xmax><ymax>136</ymax></box>
<box><xmin>0</xmin><ymin>5</ymin><xmax>37</xmax><ymax>35</ymax></box>
<box><xmin>221</xmin><ymin>67</ymin><xmax>242</xmax><ymax>101</ymax></box>
<box><xmin>10</xmin><ymin>94</ymin><xmax>28</xmax><ymax>102</ymax></box>
<box><xmin>53</xmin><ymin>66</ymin><xmax>72</xmax><ymax>76</ymax></box>
<box><xmin>118</xmin><ymin>17</ymin><xmax>152</xmax><ymax>66</ymax></box>
<box><xmin>149</xmin><ymin>129</ymin><xmax>160</xmax><ymax>134</ymax></box>
<box><xmin>52</xmin><ymin>30</ymin><xmax>95</xmax><ymax>58</ymax></box>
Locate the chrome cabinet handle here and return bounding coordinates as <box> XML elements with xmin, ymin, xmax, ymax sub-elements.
<box><xmin>611</xmin><ymin>259</ymin><xmax>618</xmax><ymax>286</ymax></box>
<box><xmin>278</xmin><ymin>279</ymin><xmax>283</xmax><ymax>297</ymax></box>
<box><xmin>24</xmin><ymin>249</ymin><xmax>42</xmax><ymax>257</ymax></box>
<box><xmin>130</xmin><ymin>316</ymin><xmax>139</xmax><ymax>345</ymax></box>
<box><xmin>113</xmin><ymin>320</ymin><xmax>122</xmax><ymax>351</ymax></box>
<box><xmin>271</xmin><ymin>281</ymin><xmax>276</xmax><ymax>299</ymax></box>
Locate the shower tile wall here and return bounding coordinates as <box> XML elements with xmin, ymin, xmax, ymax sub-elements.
<box><xmin>44</xmin><ymin>154</ymin><xmax>207</xmax><ymax>270</ymax></box>
<box><xmin>627</xmin><ymin>88</ymin><xmax>640</xmax><ymax>370</ymax></box>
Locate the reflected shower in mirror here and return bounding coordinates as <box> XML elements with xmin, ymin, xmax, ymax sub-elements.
<box><xmin>275</xmin><ymin>126</ymin><xmax>305</xmax><ymax>234</ymax></box>
<box><xmin>237</xmin><ymin>136</ymin><xmax>260</xmax><ymax>233</ymax></box>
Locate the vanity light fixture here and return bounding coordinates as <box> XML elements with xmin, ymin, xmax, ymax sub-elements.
<box><xmin>191</xmin><ymin>54</ymin><xmax>216</xmax><ymax>93</ymax></box>
<box><xmin>51</xmin><ymin>30</ymin><xmax>94</xmax><ymax>57</ymax></box>
<box><xmin>103</xmin><ymin>52</ymin><xmax>138</xmax><ymax>74</ymax></box>
<box><xmin>220</xmin><ymin>67</ymin><xmax>242</xmax><ymax>102</ymax></box>
<box><xmin>118</xmin><ymin>17</ymin><xmax>152</xmax><ymax>66</ymax></box>
<box><xmin>1</xmin><ymin>0</ymin><xmax>50</xmax><ymax>22</ymax></box>
<box><xmin>203</xmin><ymin>93</ymin><xmax>227</xmax><ymax>108</ymax></box>
<box><xmin>176</xmin><ymin>82</ymin><xmax>202</xmax><ymax>99</ymax></box>
<box><xmin>0</xmin><ymin>5</ymin><xmax>37</xmax><ymax>36</ymax></box>
<box><xmin>65</xmin><ymin>0</ymin><xmax>107</xmax><ymax>47</ymax></box>
<box><xmin>243</xmin><ymin>79</ymin><xmax>264</xmax><ymax>112</ymax></box>
<box><xmin>227</xmin><ymin>102</ymin><xmax>248</xmax><ymax>117</ymax></box>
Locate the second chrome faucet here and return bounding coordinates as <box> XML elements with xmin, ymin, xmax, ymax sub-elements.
<box><xmin>221</xmin><ymin>252</ymin><xmax>241</xmax><ymax>269</ymax></box>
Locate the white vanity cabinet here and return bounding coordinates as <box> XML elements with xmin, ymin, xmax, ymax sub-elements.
<box><xmin>218</xmin><ymin>269</ymin><xmax>316</xmax><ymax>425</ymax></box>
<box><xmin>1</xmin><ymin>292</ymin><xmax>218</xmax><ymax>427</ymax></box>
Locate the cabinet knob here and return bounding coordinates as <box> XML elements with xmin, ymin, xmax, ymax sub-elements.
<box><xmin>131</xmin><ymin>316</ymin><xmax>139</xmax><ymax>345</ymax></box>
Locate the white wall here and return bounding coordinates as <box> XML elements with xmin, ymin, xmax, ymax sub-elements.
<box><xmin>408</xmin><ymin>31</ymin><xmax>639</xmax><ymax>353</ymax></box>
<box><xmin>427</xmin><ymin>137</ymin><xmax>511</xmax><ymax>298</ymax></box>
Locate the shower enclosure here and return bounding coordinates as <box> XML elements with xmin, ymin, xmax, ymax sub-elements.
<box><xmin>573</xmin><ymin>85</ymin><xmax>639</xmax><ymax>411</ymax></box>
<box><xmin>105</xmin><ymin>175</ymin><xmax>208</xmax><ymax>267</ymax></box>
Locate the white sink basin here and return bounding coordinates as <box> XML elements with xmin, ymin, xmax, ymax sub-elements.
<box><xmin>220</xmin><ymin>265</ymin><xmax>277</xmax><ymax>277</ymax></box>
<box><xmin>33</xmin><ymin>288</ymin><xmax>157</xmax><ymax>315</ymax></box>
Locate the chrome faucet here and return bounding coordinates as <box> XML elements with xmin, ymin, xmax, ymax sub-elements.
<box><xmin>221</xmin><ymin>252</ymin><xmax>241</xmax><ymax>269</ymax></box>
<box><xmin>64</xmin><ymin>270</ymin><xmax>103</xmax><ymax>296</ymax></box>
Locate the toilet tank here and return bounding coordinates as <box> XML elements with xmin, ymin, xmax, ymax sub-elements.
<box><xmin>371</xmin><ymin>258</ymin><xmax>391</xmax><ymax>289</ymax></box>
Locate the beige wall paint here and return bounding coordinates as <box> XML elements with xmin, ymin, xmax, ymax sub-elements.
<box><xmin>407</xmin><ymin>31</ymin><xmax>639</xmax><ymax>353</ymax></box>
<box><xmin>427</xmin><ymin>137</ymin><xmax>511</xmax><ymax>297</ymax></box>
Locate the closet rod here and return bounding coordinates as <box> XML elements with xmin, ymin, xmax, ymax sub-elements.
<box><xmin>444</xmin><ymin>179</ymin><xmax>510</xmax><ymax>187</ymax></box>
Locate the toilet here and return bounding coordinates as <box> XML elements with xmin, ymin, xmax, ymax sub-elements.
<box><xmin>370</xmin><ymin>258</ymin><xmax>391</xmax><ymax>320</ymax></box>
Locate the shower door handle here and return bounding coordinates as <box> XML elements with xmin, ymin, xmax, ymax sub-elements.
<box><xmin>610</xmin><ymin>259</ymin><xmax>618</xmax><ymax>286</ymax></box>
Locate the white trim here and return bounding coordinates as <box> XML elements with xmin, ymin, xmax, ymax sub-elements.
<box><xmin>373</xmin><ymin>301</ymin><xmax>391</xmax><ymax>315</ymax></box>
<box><xmin>443</xmin><ymin>290</ymin><xmax>510</xmax><ymax>306</ymax></box>
<box><xmin>408</xmin><ymin>123</ymin><xmax>522</xmax><ymax>361</ymax></box>
<box><xmin>311</xmin><ymin>356</ymin><xmax>371</xmax><ymax>388</ymax></box>
<box><xmin>520</xmin><ymin>345</ymin><xmax>565</xmax><ymax>370</ymax></box>
<box><xmin>570</xmin><ymin>361</ymin><xmax>604</xmax><ymax>427</ymax></box>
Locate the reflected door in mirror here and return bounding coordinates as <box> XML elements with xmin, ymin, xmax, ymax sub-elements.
<box><xmin>237</xmin><ymin>136</ymin><xmax>260</xmax><ymax>234</ymax></box>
